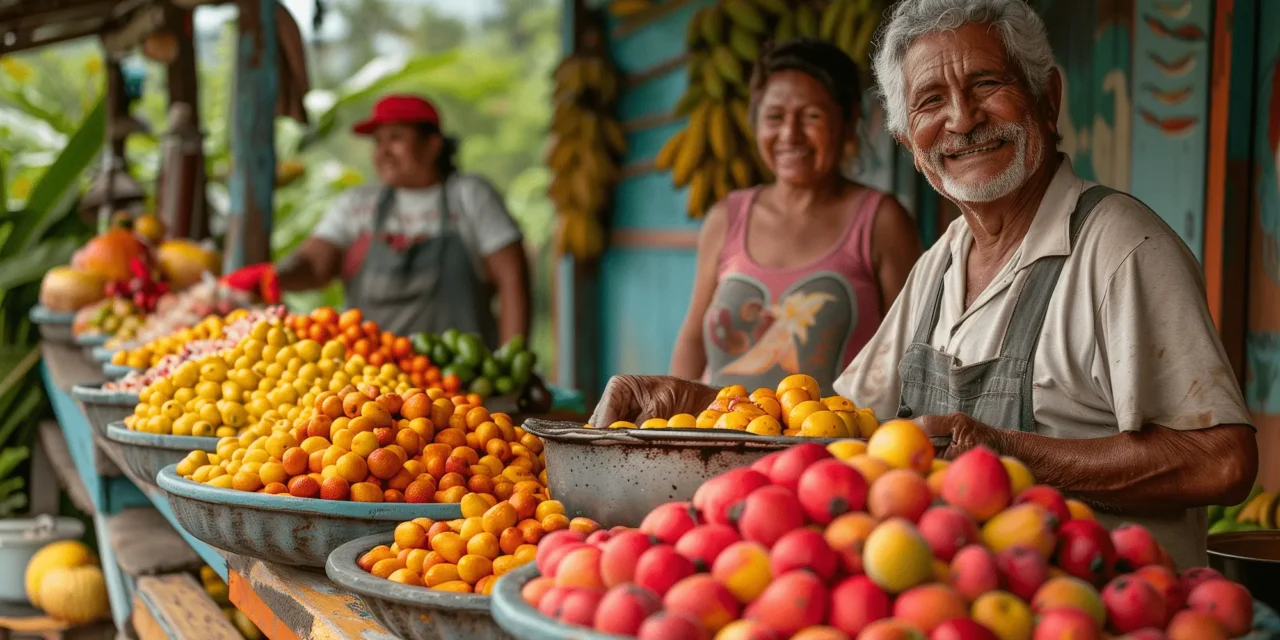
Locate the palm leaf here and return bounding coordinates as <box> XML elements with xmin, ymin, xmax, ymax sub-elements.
<box><xmin>0</xmin><ymin>446</ymin><xmax>28</xmax><ymax>480</ymax></box>
<box><xmin>0</xmin><ymin>237</ymin><xmax>79</xmax><ymax>291</ymax></box>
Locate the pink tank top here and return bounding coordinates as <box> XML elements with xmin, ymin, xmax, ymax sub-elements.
<box><xmin>702</xmin><ymin>186</ymin><xmax>884</xmax><ymax>395</ymax></box>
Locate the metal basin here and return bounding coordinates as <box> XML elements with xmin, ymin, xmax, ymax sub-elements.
<box><xmin>70</xmin><ymin>383</ymin><xmax>138</xmax><ymax>439</ymax></box>
<box><xmin>523</xmin><ymin>419</ymin><xmax>950</xmax><ymax>528</ymax></box>
<box><xmin>102</xmin><ymin>363</ymin><xmax>141</xmax><ymax>381</ymax></box>
<box><xmin>326</xmin><ymin>533</ymin><xmax>511</xmax><ymax>640</ymax></box>
<box><xmin>490</xmin><ymin>563</ymin><xmax>626</xmax><ymax>640</ymax></box>
<box><xmin>91</xmin><ymin>346</ymin><xmax>120</xmax><ymax>364</ymax></box>
<box><xmin>156</xmin><ymin>464</ymin><xmax>463</xmax><ymax>568</ymax></box>
<box><xmin>1209</xmin><ymin>531</ymin><xmax>1280</xmax><ymax>614</ymax></box>
<box><xmin>104</xmin><ymin>423</ymin><xmax>218</xmax><ymax>489</ymax></box>
<box><xmin>29</xmin><ymin>306</ymin><xmax>75</xmax><ymax>345</ymax></box>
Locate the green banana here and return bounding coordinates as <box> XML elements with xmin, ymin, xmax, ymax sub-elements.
<box><xmin>796</xmin><ymin>4</ymin><xmax>819</xmax><ymax>37</ymax></box>
<box><xmin>700</xmin><ymin>4</ymin><xmax>725</xmax><ymax>46</ymax></box>
<box><xmin>819</xmin><ymin>0</ymin><xmax>849</xmax><ymax>40</ymax></box>
<box><xmin>1208</xmin><ymin>503</ymin><xmax>1225</xmax><ymax>525</ymax></box>
<box><xmin>851</xmin><ymin>8</ymin><xmax>879</xmax><ymax>65</ymax></box>
<box><xmin>772</xmin><ymin>11</ymin><xmax>796</xmax><ymax>45</ymax></box>
<box><xmin>724</xmin><ymin>0</ymin><xmax>767</xmax><ymax>34</ymax></box>
<box><xmin>836</xmin><ymin>7</ymin><xmax>859</xmax><ymax>55</ymax></box>
<box><xmin>703</xmin><ymin>61</ymin><xmax>726</xmax><ymax>101</ymax></box>
<box><xmin>686</xmin><ymin>7</ymin><xmax>706</xmax><ymax>48</ymax></box>
<box><xmin>1208</xmin><ymin>518</ymin><xmax>1238</xmax><ymax>535</ymax></box>
<box><xmin>712</xmin><ymin>45</ymin><xmax>745</xmax><ymax>87</ymax></box>
<box><xmin>673</xmin><ymin>85</ymin><xmax>706</xmax><ymax>116</ymax></box>
<box><xmin>751</xmin><ymin>0</ymin><xmax>791</xmax><ymax>15</ymax></box>
<box><xmin>731</xmin><ymin>25</ymin><xmax>763</xmax><ymax>62</ymax></box>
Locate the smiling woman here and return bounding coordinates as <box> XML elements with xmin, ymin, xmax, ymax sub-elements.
<box><xmin>668</xmin><ymin>37</ymin><xmax>923</xmax><ymax>396</ymax></box>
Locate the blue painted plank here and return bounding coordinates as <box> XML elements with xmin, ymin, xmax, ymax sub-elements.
<box><xmin>1129</xmin><ymin>0</ymin><xmax>1212</xmax><ymax>261</ymax></box>
<box><xmin>618</xmin><ymin>67</ymin><xmax>688</xmax><ymax>123</ymax></box>
<box><xmin>224</xmin><ymin>0</ymin><xmax>279</xmax><ymax>271</ymax></box>
<box><xmin>613</xmin><ymin>171</ymin><xmax>703</xmax><ymax>230</ymax></box>
<box><xmin>94</xmin><ymin>511</ymin><xmax>132</xmax><ymax>632</ymax></box>
<box><xmin>143</xmin><ymin>483</ymin><xmax>229</xmax><ymax>582</ymax></box>
<box><xmin>624</xmin><ymin>119</ymin><xmax>687</xmax><ymax>164</ymax></box>
<box><xmin>598</xmin><ymin>248</ymin><xmax>697</xmax><ymax>382</ymax></box>
<box><xmin>605</xmin><ymin>0</ymin><xmax>715</xmax><ymax>75</ymax></box>
<box><xmin>43</xmin><ymin>363</ymin><xmax>105</xmax><ymax>513</ymax></box>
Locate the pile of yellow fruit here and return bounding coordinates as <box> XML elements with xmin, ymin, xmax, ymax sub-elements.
<box><xmin>175</xmin><ymin>383</ymin><xmax>548</xmax><ymax>504</ymax></box>
<box><xmin>597</xmin><ymin>374</ymin><xmax>878</xmax><ymax>438</ymax></box>
<box><xmin>111</xmin><ymin>311</ymin><xmax>239</xmax><ymax>369</ymax></box>
<box><xmin>124</xmin><ymin>316</ymin><xmax>414</xmax><ymax>438</ymax></box>
<box><xmin>357</xmin><ymin>495</ymin><xmax>599</xmax><ymax>595</ymax></box>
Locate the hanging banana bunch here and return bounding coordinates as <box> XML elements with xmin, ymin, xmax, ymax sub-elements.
<box><xmin>655</xmin><ymin>0</ymin><xmax>884</xmax><ymax>218</ymax></box>
<box><xmin>546</xmin><ymin>44</ymin><xmax>626</xmax><ymax>262</ymax></box>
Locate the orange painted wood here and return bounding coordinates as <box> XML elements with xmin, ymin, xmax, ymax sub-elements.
<box><xmin>1203</xmin><ymin>0</ymin><xmax>1233</xmax><ymax>332</ymax></box>
<box><xmin>228</xmin><ymin>566</ymin><xmax>305</xmax><ymax>640</ymax></box>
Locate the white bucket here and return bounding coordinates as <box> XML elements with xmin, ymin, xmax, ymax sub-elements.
<box><xmin>0</xmin><ymin>515</ymin><xmax>86</xmax><ymax>604</ymax></box>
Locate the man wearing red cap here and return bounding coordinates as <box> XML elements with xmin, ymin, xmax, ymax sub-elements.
<box><xmin>225</xmin><ymin>94</ymin><xmax>530</xmax><ymax>346</ymax></box>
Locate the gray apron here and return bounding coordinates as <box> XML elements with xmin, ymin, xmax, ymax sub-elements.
<box><xmin>896</xmin><ymin>185</ymin><xmax>1207</xmax><ymax>570</ymax></box>
<box><xmin>344</xmin><ymin>181</ymin><xmax>499</xmax><ymax>346</ymax></box>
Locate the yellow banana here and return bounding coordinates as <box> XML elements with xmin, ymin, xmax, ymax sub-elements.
<box><xmin>730</xmin><ymin>25</ymin><xmax>762</xmax><ymax>62</ymax></box>
<box><xmin>603</xmin><ymin>119</ymin><xmax>627</xmax><ymax>156</ymax></box>
<box><xmin>819</xmin><ymin>0</ymin><xmax>849</xmax><ymax>40</ymax></box>
<box><xmin>1239</xmin><ymin>492</ymin><xmax>1272</xmax><ymax>522</ymax></box>
<box><xmin>712</xmin><ymin>161</ymin><xmax>733</xmax><ymax>202</ymax></box>
<box><xmin>608</xmin><ymin>0</ymin><xmax>653</xmax><ymax>19</ymax></box>
<box><xmin>700</xmin><ymin>5</ymin><xmax>725</xmax><ymax>47</ymax></box>
<box><xmin>729</xmin><ymin>157</ymin><xmax>755</xmax><ymax>188</ymax></box>
<box><xmin>724</xmin><ymin>0</ymin><xmax>767</xmax><ymax>34</ymax></box>
<box><xmin>654</xmin><ymin>129</ymin><xmax>687</xmax><ymax>171</ymax></box>
<box><xmin>729</xmin><ymin>99</ymin><xmax>753</xmax><ymax>139</ymax></box>
<box><xmin>546</xmin><ymin>139</ymin><xmax>576</xmax><ymax>172</ymax></box>
<box><xmin>796</xmin><ymin>4</ymin><xmax>819</xmax><ymax>37</ymax></box>
<box><xmin>712</xmin><ymin>45</ymin><xmax>745</xmax><ymax>87</ymax></box>
<box><xmin>708</xmin><ymin>103</ymin><xmax>736</xmax><ymax>161</ymax></box>
<box><xmin>686</xmin><ymin>164</ymin><xmax>714</xmax><ymax>218</ymax></box>
<box><xmin>673</xmin><ymin>103</ymin><xmax>711</xmax><ymax>186</ymax></box>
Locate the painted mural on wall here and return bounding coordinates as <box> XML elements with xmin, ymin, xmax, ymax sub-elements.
<box><xmin>1129</xmin><ymin>0</ymin><xmax>1211</xmax><ymax>261</ymax></box>
<box><xmin>1036</xmin><ymin>0</ymin><xmax>1132</xmax><ymax>192</ymax></box>
<box><xmin>1246</xmin><ymin>29</ymin><xmax>1280</xmax><ymax>417</ymax></box>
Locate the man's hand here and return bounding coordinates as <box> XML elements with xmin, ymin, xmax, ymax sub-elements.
<box><xmin>589</xmin><ymin>375</ymin><xmax>720</xmax><ymax>428</ymax></box>
<box><xmin>917</xmin><ymin>412</ymin><xmax>991</xmax><ymax>460</ymax></box>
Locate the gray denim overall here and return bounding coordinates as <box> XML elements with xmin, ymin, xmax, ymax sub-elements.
<box><xmin>345</xmin><ymin>180</ymin><xmax>499</xmax><ymax>346</ymax></box>
<box><xmin>896</xmin><ymin>186</ymin><xmax>1117</xmax><ymax>430</ymax></box>
<box><xmin>895</xmin><ymin>185</ymin><xmax>1209</xmax><ymax>570</ymax></box>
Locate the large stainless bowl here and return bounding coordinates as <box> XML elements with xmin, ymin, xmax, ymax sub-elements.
<box><xmin>523</xmin><ymin>419</ymin><xmax>950</xmax><ymax>528</ymax></box>
<box><xmin>1209</xmin><ymin>530</ymin><xmax>1280</xmax><ymax>615</ymax></box>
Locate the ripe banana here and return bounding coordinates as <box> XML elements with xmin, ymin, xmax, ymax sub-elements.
<box><xmin>673</xmin><ymin>103</ymin><xmax>711</xmax><ymax>186</ymax></box>
<box><xmin>686</xmin><ymin>164</ymin><xmax>715</xmax><ymax>218</ymax></box>
<box><xmin>603</xmin><ymin>119</ymin><xmax>627</xmax><ymax>156</ymax></box>
<box><xmin>729</xmin><ymin>99</ymin><xmax>753</xmax><ymax>139</ymax></box>
<box><xmin>724</xmin><ymin>0</ymin><xmax>767</xmax><ymax>34</ymax></box>
<box><xmin>708</xmin><ymin>103</ymin><xmax>736</xmax><ymax>161</ymax></box>
<box><xmin>608</xmin><ymin>0</ymin><xmax>654</xmax><ymax>19</ymax></box>
<box><xmin>655</xmin><ymin>129</ymin><xmax>687</xmax><ymax>171</ymax></box>
<box><xmin>729</xmin><ymin>157</ymin><xmax>755</xmax><ymax>188</ymax></box>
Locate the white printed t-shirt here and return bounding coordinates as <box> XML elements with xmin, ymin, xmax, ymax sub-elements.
<box><xmin>311</xmin><ymin>173</ymin><xmax>523</xmax><ymax>282</ymax></box>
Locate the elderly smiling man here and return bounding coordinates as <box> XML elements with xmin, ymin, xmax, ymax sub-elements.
<box><xmin>589</xmin><ymin>0</ymin><xmax>1258</xmax><ymax>569</ymax></box>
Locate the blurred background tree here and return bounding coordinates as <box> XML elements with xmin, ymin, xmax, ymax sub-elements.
<box><xmin>0</xmin><ymin>0</ymin><xmax>561</xmax><ymax>373</ymax></box>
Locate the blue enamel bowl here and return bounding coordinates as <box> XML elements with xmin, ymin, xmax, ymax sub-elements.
<box><xmin>326</xmin><ymin>533</ymin><xmax>509</xmax><ymax>640</ymax></box>
<box><xmin>30</xmin><ymin>306</ymin><xmax>75</xmax><ymax>344</ymax></box>
<box><xmin>490</xmin><ymin>564</ymin><xmax>630</xmax><ymax>640</ymax></box>
<box><xmin>70</xmin><ymin>384</ymin><xmax>139</xmax><ymax>438</ymax></box>
<box><xmin>156</xmin><ymin>464</ymin><xmax>463</xmax><ymax>568</ymax></box>
<box><xmin>105</xmin><ymin>424</ymin><xmax>218</xmax><ymax>489</ymax></box>
<box><xmin>74</xmin><ymin>332</ymin><xmax>110</xmax><ymax>348</ymax></box>
<box><xmin>92</xmin><ymin>346</ymin><xmax>120</xmax><ymax>363</ymax></box>
<box><xmin>102</xmin><ymin>363</ymin><xmax>141</xmax><ymax>381</ymax></box>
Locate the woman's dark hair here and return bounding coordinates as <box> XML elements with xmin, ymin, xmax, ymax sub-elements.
<box><xmin>747</xmin><ymin>37</ymin><xmax>863</xmax><ymax>126</ymax></box>
<box><xmin>414</xmin><ymin>122</ymin><xmax>460</xmax><ymax>177</ymax></box>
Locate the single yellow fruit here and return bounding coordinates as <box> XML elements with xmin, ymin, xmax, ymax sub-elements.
<box><xmin>799</xmin><ymin>410</ymin><xmax>849</xmax><ymax>438</ymax></box>
<box><xmin>745</xmin><ymin>415</ymin><xmax>782</xmax><ymax>436</ymax></box>
<box><xmin>37</xmin><ymin>565</ymin><xmax>110</xmax><ymax>624</ymax></box>
<box><xmin>25</xmin><ymin>540</ymin><xmax>97</xmax><ymax>609</ymax></box>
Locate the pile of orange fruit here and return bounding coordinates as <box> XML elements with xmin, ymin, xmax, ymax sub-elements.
<box><xmin>284</xmin><ymin>307</ymin><xmax>442</xmax><ymax>391</ymax></box>
<box><xmin>176</xmin><ymin>384</ymin><xmax>548</xmax><ymax>503</ymax></box>
<box><xmin>357</xmin><ymin>494</ymin><xmax>601</xmax><ymax>595</ymax></box>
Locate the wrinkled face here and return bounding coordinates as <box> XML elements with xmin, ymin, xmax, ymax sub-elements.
<box><xmin>372</xmin><ymin>123</ymin><xmax>439</xmax><ymax>187</ymax></box>
<box><xmin>755</xmin><ymin>70</ymin><xmax>853</xmax><ymax>186</ymax></box>
<box><xmin>901</xmin><ymin>23</ymin><xmax>1058</xmax><ymax>203</ymax></box>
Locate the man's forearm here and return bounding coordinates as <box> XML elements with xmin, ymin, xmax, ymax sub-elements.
<box><xmin>964</xmin><ymin>423</ymin><xmax>1257</xmax><ymax>514</ymax></box>
<box><xmin>275</xmin><ymin>251</ymin><xmax>331</xmax><ymax>291</ymax></box>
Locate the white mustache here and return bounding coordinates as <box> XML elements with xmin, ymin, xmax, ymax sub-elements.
<box><xmin>929</xmin><ymin>122</ymin><xmax>1027</xmax><ymax>161</ymax></box>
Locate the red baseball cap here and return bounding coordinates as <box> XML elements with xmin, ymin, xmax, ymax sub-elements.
<box><xmin>352</xmin><ymin>94</ymin><xmax>442</xmax><ymax>135</ymax></box>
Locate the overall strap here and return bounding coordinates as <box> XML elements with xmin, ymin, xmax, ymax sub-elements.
<box><xmin>911</xmin><ymin>253</ymin><xmax>953</xmax><ymax>345</ymax></box>
<box><xmin>372</xmin><ymin>186</ymin><xmax>397</xmax><ymax>234</ymax></box>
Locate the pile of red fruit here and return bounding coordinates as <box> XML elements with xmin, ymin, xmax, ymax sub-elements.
<box><xmin>518</xmin><ymin>420</ymin><xmax>1258</xmax><ymax>640</ymax></box>
<box><xmin>103</xmin><ymin>257</ymin><xmax>171</xmax><ymax>313</ymax></box>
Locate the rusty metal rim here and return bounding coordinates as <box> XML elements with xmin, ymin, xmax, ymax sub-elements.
<box><xmin>523</xmin><ymin>419</ymin><xmax>953</xmax><ymax>450</ymax></box>
<box><xmin>490</xmin><ymin>563</ymin><xmax>631</xmax><ymax>640</ymax></box>
<box><xmin>326</xmin><ymin>532</ymin><xmax>491</xmax><ymax>611</ymax></box>
<box><xmin>156</xmin><ymin>464</ymin><xmax>464</xmax><ymax>520</ymax></box>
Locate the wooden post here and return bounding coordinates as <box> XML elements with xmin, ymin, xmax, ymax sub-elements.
<box><xmin>225</xmin><ymin>0</ymin><xmax>279</xmax><ymax>272</ymax></box>
<box><xmin>162</xmin><ymin>6</ymin><xmax>208</xmax><ymax>241</ymax></box>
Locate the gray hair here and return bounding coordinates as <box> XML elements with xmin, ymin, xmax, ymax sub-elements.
<box><xmin>872</xmin><ymin>0</ymin><xmax>1057</xmax><ymax>136</ymax></box>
